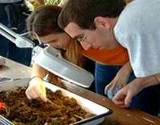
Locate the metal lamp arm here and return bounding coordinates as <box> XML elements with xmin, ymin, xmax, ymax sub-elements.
<box><xmin>0</xmin><ymin>23</ymin><xmax>35</xmax><ymax>48</ymax></box>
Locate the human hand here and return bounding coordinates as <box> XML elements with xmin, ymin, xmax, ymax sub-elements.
<box><xmin>104</xmin><ymin>63</ymin><xmax>131</xmax><ymax>99</ymax></box>
<box><xmin>104</xmin><ymin>69</ymin><xmax>127</xmax><ymax>99</ymax></box>
<box><xmin>112</xmin><ymin>79</ymin><xmax>143</xmax><ymax>108</ymax></box>
<box><xmin>25</xmin><ymin>77</ymin><xmax>47</xmax><ymax>102</ymax></box>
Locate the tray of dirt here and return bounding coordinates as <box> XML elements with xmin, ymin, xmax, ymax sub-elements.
<box><xmin>0</xmin><ymin>78</ymin><xmax>111</xmax><ymax>125</ymax></box>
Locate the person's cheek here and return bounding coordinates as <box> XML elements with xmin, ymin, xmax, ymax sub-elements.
<box><xmin>61</xmin><ymin>40</ymin><xmax>66</xmax><ymax>49</ymax></box>
<box><xmin>50</xmin><ymin>43</ymin><xmax>58</xmax><ymax>48</ymax></box>
<box><xmin>80</xmin><ymin>42</ymin><xmax>91</xmax><ymax>50</ymax></box>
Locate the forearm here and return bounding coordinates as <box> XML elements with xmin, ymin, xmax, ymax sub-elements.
<box><xmin>122</xmin><ymin>61</ymin><xmax>132</xmax><ymax>73</ymax></box>
<box><xmin>32</xmin><ymin>63</ymin><xmax>60</xmax><ymax>84</ymax></box>
<box><xmin>136</xmin><ymin>73</ymin><xmax>160</xmax><ymax>90</ymax></box>
<box><xmin>32</xmin><ymin>63</ymin><xmax>49</xmax><ymax>78</ymax></box>
<box><xmin>117</xmin><ymin>61</ymin><xmax>132</xmax><ymax>78</ymax></box>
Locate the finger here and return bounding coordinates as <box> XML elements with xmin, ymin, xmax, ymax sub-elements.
<box><xmin>112</xmin><ymin>90</ymin><xmax>126</xmax><ymax>105</ymax></box>
<box><xmin>112</xmin><ymin>94</ymin><xmax>128</xmax><ymax>107</ymax></box>
<box><xmin>39</xmin><ymin>94</ymin><xmax>47</xmax><ymax>102</ymax></box>
<box><xmin>104</xmin><ymin>84</ymin><xmax>111</xmax><ymax>95</ymax></box>
<box><xmin>105</xmin><ymin>83</ymin><xmax>112</xmax><ymax>91</ymax></box>
<box><xmin>104</xmin><ymin>81</ymin><xmax>116</xmax><ymax>94</ymax></box>
<box><xmin>27</xmin><ymin>86</ymin><xmax>41</xmax><ymax>99</ymax></box>
<box><xmin>112</xmin><ymin>98</ymin><xmax>124</xmax><ymax>105</ymax></box>
<box><xmin>25</xmin><ymin>89</ymin><xmax>32</xmax><ymax>100</ymax></box>
<box><xmin>29</xmin><ymin>89</ymin><xmax>39</xmax><ymax>99</ymax></box>
<box><xmin>109</xmin><ymin>81</ymin><xmax>117</xmax><ymax>92</ymax></box>
<box><xmin>124</xmin><ymin>92</ymin><xmax>133</xmax><ymax>107</ymax></box>
<box><xmin>112</xmin><ymin>98</ymin><xmax>126</xmax><ymax>108</ymax></box>
<box><xmin>26</xmin><ymin>90</ymin><xmax>37</xmax><ymax>99</ymax></box>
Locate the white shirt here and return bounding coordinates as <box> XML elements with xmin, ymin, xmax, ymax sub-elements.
<box><xmin>0</xmin><ymin>0</ymin><xmax>22</xmax><ymax>3</ymax></box>
<box><xmin>114</xmin><ymin>0</ymin><xmax>160</xmax><ymax>77</ymax></box>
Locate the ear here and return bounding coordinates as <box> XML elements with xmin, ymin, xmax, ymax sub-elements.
<box><xmin>94</xmin><ymin>17</ymin><xmax>111</xmax><ymax>29</ymax></box>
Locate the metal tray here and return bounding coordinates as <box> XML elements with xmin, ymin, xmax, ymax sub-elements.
<box><xmin>0</xmin><ymin>79</ymin><xmax>111</xmax><ymax>125</ymax></box>
<box><xmin>33</xmin><ymin>46</ymin><xmax>94</xmax><ymax>88</ymax></box>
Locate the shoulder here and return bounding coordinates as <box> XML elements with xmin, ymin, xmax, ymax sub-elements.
<box><xmin>114</xmin><ymin>0</ymin><xmax>144</xmax><ymax>35</ymax></box>
<box><xmin>114</xmin><ymin>0</ymin><xmax>160</xmax><ymax>77</ymax></box>
<box><xmin>114</xmin><ymin>0</ymin><xmax>160</xmax><ymax>47</ymax></box>
<box><xmin>115</xmin><ymin>0</ymin><xmax>160</xmax><ymax>31</ymax></box>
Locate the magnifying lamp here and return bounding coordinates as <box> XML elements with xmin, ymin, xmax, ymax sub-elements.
<box><xmin>0</xmin><ymin>23</ymin><xmax>94</xmax><ymax>88</ymax></box>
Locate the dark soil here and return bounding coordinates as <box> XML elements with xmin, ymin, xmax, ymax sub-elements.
<box><xmin>0</xmin><ymin>88</ymin><xmax>94</xmax><ymax>125</ymax></box>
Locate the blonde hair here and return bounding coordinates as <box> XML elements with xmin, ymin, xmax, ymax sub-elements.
<box><xmin>64</xmin><ymin>38</ymin><xmax>84</xmax><ymax>67</ymax></box>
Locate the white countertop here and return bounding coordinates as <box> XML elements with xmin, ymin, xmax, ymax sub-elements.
<box><xmin>0</xmin><ymin>56</ymin><xmax>31</xmax><ymax>79</ymax></box>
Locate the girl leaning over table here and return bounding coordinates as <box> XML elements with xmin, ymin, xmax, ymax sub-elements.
<box><xmin>25</xmin><ymin>5</ymin><xmax>94</xmax><ymax>101</ymax></box>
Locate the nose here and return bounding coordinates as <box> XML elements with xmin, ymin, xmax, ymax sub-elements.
<box><xmin>80</xmin><ymin>42</ymin><xmax>92</xmax><ymax>50</ymax></box>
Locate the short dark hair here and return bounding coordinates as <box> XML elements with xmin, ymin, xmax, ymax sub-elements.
<box><xmin>27</xmin><ymin>5</ymin><xmax>63</xmax><ymax>37</ymax></box>
<box><xmin>58</xmin><ymin>0</ymin><xmax>126</xmax><ymax>29</ymax></box>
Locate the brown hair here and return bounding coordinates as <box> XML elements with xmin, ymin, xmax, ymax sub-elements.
<box><xmin>27</xmin><ymin>5</ymin><xmax>83</xmax><ymax>67</ymax></box>
<box><xmin>27</xmin><ymin>5</ymin><xmax>63</xmax><ymax>36</ymax></box>
<box><xmin>58</xmin><ymin>0</ymin><xmax>126</xmax><ymax>29</ymax></box>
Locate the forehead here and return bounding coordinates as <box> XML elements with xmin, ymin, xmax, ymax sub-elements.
<box><xmin>64</xmin><ymin>22</ymin><xmax>84</xmax><ymax>38</ymax></box>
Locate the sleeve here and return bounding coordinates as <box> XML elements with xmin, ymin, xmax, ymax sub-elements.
<box><xmin>114</xmin><ymin>1</ymin><xmax>160</xmax><ymax>77</ymax></box>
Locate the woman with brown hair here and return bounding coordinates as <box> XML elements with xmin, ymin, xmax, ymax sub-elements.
<box><xmin>26</xmin><ymin>5</ymin><xmax>85</xmax><ymax>101</ymax></box>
